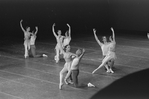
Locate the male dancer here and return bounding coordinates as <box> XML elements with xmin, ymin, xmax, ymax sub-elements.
<box><xmin>29</xmin><ymin>27</ymin><xmax>47</xmax><ymax>58</ymax></box>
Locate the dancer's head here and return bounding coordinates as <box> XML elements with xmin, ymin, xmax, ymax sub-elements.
<box><xmin>65</xmin><ymin>45</ymin><xmax>71</xmax><ymax>52</ymax></box>
<box><xmin>26</xmin><ymin>27</ymin><xmax>30</xmax><ymax>32</ymax></box>
<box><xmin>102</xmin><ymin>36</ymin><xmax>107</xmax><ymax>43</ymax></box>
<box><xmin>57</xmin><ymin>30</ymin><xmax>62</xmax><ymax>36</ymax></box>
<box><xmin>76</xmin><ymin>49</ymin><xmax>82</xmax><ymax>56</ymax></box>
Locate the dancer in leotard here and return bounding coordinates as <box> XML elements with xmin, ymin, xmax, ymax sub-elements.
<box><xmin>59</xmin><ymin>45</ymin><xmax>77</xmax><ymax>90</ymax></box>
<box><xmin>29</xmin><ymin>27</ymin><xmax>48</xmax><ymax>58</ymax></box>
<box><xmin>20</xmin><ymin>20</ymin><xmax>33</xmax><ymax>58</ymax></box>
<box><xmin>92</xmin><ymin>28</ymin><xmax>111</xmax><ymax>72</ymax></box>
<box><xmin>62</xmin><ymin>24</ymin><xmax>71</xmax><ymax>47</ymax></box>
<box><xmin>52</xmin><ymin>23</ymin><xmax>65</xmax><ymax>63</ymax></box>
<box><xmin>92</xmin><ymin>27</ymin><xmax>116</xmax><ymax>74</ymax></box>
<box><xmin>64</xmin><ymin>48</ymin><xmax>85</xmax><ymax>87</ymax></box>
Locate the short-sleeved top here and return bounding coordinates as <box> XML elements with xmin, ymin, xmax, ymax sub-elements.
<box><xmin>30</xmin><ymin>35</ymin><xmax>36</xmax><ymax>45</ymax></box>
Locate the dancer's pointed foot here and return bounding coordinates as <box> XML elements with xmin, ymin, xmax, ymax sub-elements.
<box><xmin>110</xmin><ymin>68</ymin><xmax>114</xmax><ymax>73</ymax></box>
<box><xmin>43</xmin><ymin>54</ymin><xmax>48</xmax><ymax>57</ymax></box>
<box><xmin>59</xmin><ymin>83</ymin><xmax>64</xmax><ymax>90</ymax></box>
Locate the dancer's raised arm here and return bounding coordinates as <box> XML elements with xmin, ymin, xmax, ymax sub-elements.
<box><xmin>52</xmin><ymin>23</ymin><xmax>57</xmax><ymax>37</ymax></box>
<box><xmin>34</xmin><ymin>26</ymin><xmax>38</xmax><ymax>35</ymax></box>
<box><xmin>78</xmin><ymin>49</ymin><xmax>85</xmax><ymax>59</ymax></box>
<box><xmin>93</xmin><ymin>28</ymin><xmax>102</xmax><ymax>46</ymax></box>
<box><xmin>67</xmin><ymin>23</ymin><xmax>71</xmax><ymax>38</ymax></box>
<box><xmin>20</xmin><ymin>20</ymin><xmax>25</xmax><ymax>32</ymax></box>
<box><xmin>111</xmin><ymin>27</ymin><xmax>115</xmax><ymax>42</ymax></box>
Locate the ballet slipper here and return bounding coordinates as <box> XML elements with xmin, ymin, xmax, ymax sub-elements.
<box><xmin>67</xmin><ymin>80</ymin><xmax>73</xmax><ymax>84</ymax></box>
<box><xmin>64</xmin><ymin>79</ymin><xmax>68</xmax><ymax>85</ymax></box>
<box><xmin>59</xmin><ymin>83</ymin><xmax>64</xmax><ymax>90</ymax></box>
<box><xmin>106</xmin><ymin>70</ymin><xmax>110</xmax><ymax>73</ymax></box>
<box><xmin>88</xmin><ymin>83</ymin><xmax>95</xmax><ymax>87</ymax></box>
<box><xmin>92</xmin><ymin>69</ymin><xmax>97</xmax><ymax>74</ymax></box>
<box><xmin>24</xmin><ymin>55</ymin><xmax>28</xmax><ymax>58</ymax></box>
<box><xmin>43</xmin><ymin>54</ymin><xmax>48</xmax><ymax>57</ymax></box>
<box><xmin>110</xmin><ymin>68</ymin><xmax>114</xmax><ymax>73</ymax></box>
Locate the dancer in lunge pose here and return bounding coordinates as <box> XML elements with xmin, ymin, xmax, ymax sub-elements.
<box><xmin>64</xmin><ymin>48</ymin><xmax>85</xmax><ymax>88</ymax></box>
<box><xmin>20</xmin><ymin>19</ymin><xmax>33</xmax><ymax>58</ymax></box>
<box><xmin>29</xmin><ymin>27</ymin><xmax>48</xmax><ymax>58</ymax></box>
<box><xmin>62</xmin><ymin>24</ymin><xmax>71</xmax><ymax>47</ymax></box>
<box><xmin>52</xmin><ymin>23</ymin><xmax>65</xmax><ymax>63</ymax></box>
<box><xmin>59</xmin><ymin>45</ymin><xmax>77</xmax><ymax>90</ymax></box>
<box><xmin>92</xmin><ymin>27</ymin><xmax>116</xmax><ymax>74</ymax></box>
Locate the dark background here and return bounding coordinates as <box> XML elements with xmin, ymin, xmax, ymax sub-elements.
<box><xmin>0</xmin><ymin>0</ymin><xmax>149</xmax><ymax>41</ymax></box>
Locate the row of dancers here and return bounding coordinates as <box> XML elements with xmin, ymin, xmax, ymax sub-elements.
<box><xmin>20</xmin><ymin>19</ymin><xmax>116</xmax><ymax>89</ymax></box>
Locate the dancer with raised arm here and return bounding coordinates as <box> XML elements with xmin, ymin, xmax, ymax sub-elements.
<box><xmin>52</xmin><ymin>23</ymin><xmax>65</xmax><ymax>63</ymax></box>
<box><xmin>29</xmin><ymin>27</ymin><xmax>48</xmax><ymax>58</ymax></box>
<box><xmin>62</xmin><ymin>24</ymin><xmax>71</xmax><ymax>47</ymax></box>
<box><xmin>64</xmin><ymin>48</ymin><xmax>85</xmax><ymax>88</ymax></box>
<box><xmin>92</xmin><ymin>28</ymin><xmax>111</xmax><ymax>73</ymax></box>
<box><xmin>20</xmin><ymin>20</ymin><xmax>32</xmax><ymax>58</ymax></box>
<box><xmin>59</xmin><ymin>45</ymin><xmax>77</xmax><ymax>90</ymax></box>
<box><xmin>92</xmin><ymin>27</ymin><xmax>116</xmax><ymax>74</ymax></box>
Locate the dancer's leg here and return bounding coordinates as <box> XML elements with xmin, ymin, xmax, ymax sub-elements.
<box><xmin>55</xmin><ymin>47</ymin><xmax>60</xmax><ymax>63</ymax></box>
<box><xmin>72</xmin><ymin>69</ymin><xmax>79</xmax><ymax>87</ymax></box>
<box><xmin>59</xmin><ymin>64</ymin><xmax>67</xmax><ymax>89</ymax></box>
<box><xmin>24</xmin><ymin>42</ymin><xmax>29</xmax><ymax>58</ymax></box>
<box><xmin>92</xmin><ymin>55</ymin><xmax>112</xmax><ymax>74</ymax></box>
<box><xmin>108</xmin><ymin>59</ymin><xmax>115</xmax><ymax>73</ymax></box>
<box><xmin>30</xmin><ymin>45</ymin><xmax>46</xmax><ymax>58</ymax></box>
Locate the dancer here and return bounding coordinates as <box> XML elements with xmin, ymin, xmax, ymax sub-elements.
<box><xmin>64</xmin><ymin>48</ymin><xmax>85</xmax><ymax>87</ymax></box>
<box><xmin>62</xmin><ymin>24</ymin><xmax>71</xmax><ymax>47</ymax></box>
<box><xmin>20</xmin><ymin>20</ymin><xmax>32</xmax><ymax>58</ymax></box>
<box><xmin>92</xmin><ymin>28</ymin><xmax>111</xmax><ymax>72</ymax></box>
<box><xmin>92</xmin><ymin>27</ymin><xmax>116</xmax><ymax>74</ymax></box>
<box><xmin>59</xmin><ymin>45</ymin><xmax>77</xmax><ymax>90</ymax></box>
<box><xmin>52</xmin><ymin>23</ymin><xmax>65</xmax><ymax>63</ymax></box>
<box><xmin>29</xmin><ymin>27</ymin><xmax>48</xmax><ymax>58</ymax></box>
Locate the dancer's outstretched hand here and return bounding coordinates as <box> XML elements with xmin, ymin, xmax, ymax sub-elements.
<box><xmin>82</xmin><ymin>48</ymin><xmax>85</xmax><ymax>53</ymax></box>
<box><xmin>93</xmin><ymin>28</ymin><xmax>96</xmax><ymax>33</ymax></box>
<box><xmin>53</xmin><ymin>23</ymin><xmax>55</xmax><ymax>26</ymax></box>
<box><xmin>92</xmin><ymin>70</ymin><xmax>96</xmax><ymax>74</ymax></box>
<box><xmin>111</xmin><ymin>27</ymin><xmax>114</xmax><ymax>31</ymax></box>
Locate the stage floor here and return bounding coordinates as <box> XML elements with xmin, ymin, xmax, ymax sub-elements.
<box><xmin>0</xmin><ymin>35</ymin><xmax>149</xmax><ymax>99</ymax></box>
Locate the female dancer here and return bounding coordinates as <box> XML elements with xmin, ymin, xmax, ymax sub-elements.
<box><xmin>52</xmin><ymin>23</ymin><xmax>65</xmax><ymax>63</ymax></box>
<box><xmin>29</xmin><ymin>27</ymin><xmax>47</xmax><ymax>58</ymax></box>
<box><xmin>92</xmin><ymin>27</ymin><xmax>116</xmax><ymax>74</ymax></box>
<box><xmin>59</xmin><ymin>45</ymin><xmax>77</xmax><ymax>90</ymax></box>
<box><xmin>20</xmin><ymin>20</ymin><xmax>32</xmax><ymax>58</ymax></box>
<box><xmin>64</xmin><ymin>48</ymin><xmax>85</xmax><ymax>87</ymax></box>
<box><xmin>92</xmin><ymin>28</ymin><xmax>111</xmax><ymax>72</ymax></box>
<box><xmin>62</xmin><ymin>24</ymin><xmax>71</xmax><ymax>47</ymax></box>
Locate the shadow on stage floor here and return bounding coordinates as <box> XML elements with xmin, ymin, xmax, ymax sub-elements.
<box><xmin>90</xmin><ymin>68</ymin><xmax>149</xmax><ymax>99</ymax></box>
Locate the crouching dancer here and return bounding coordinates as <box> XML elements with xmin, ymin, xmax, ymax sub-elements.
<box><xmin>29</xmin><ymin>27</ymin><xmax>48</xmax><ymax>58</ymax></box>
